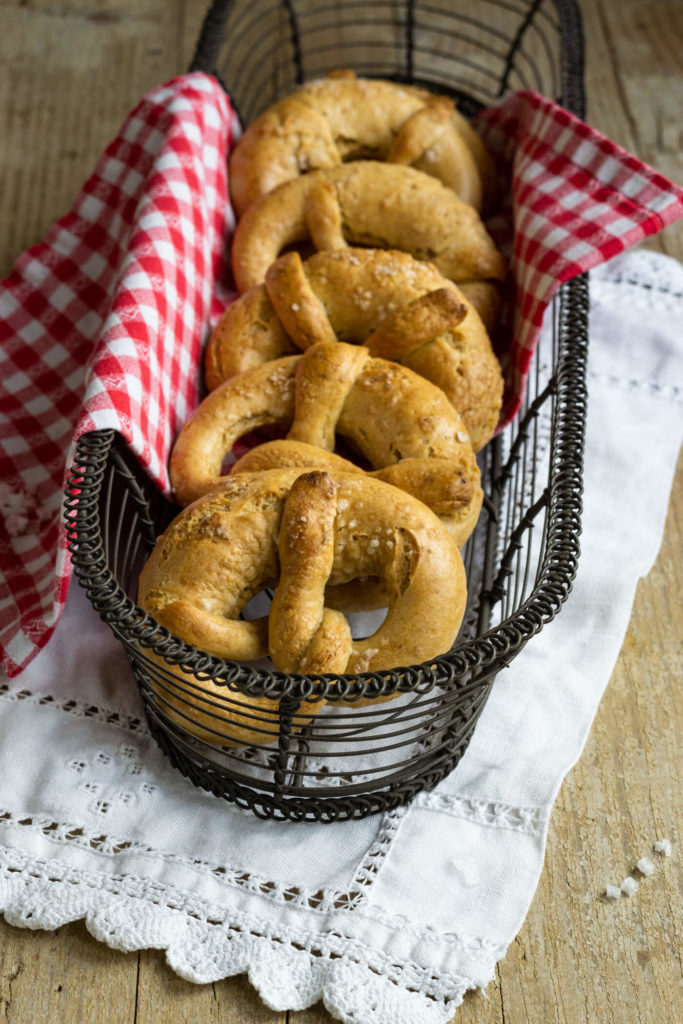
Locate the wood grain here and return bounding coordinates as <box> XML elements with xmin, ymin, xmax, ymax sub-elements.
<box><xmin>0</xmin><ymin>920</ymin><xmax>138</xmax><ymax>1024</ymax></box>
<box><xmin>135</xmin><ymin>950</ymin><xmax>287</xmax><ymax>1024</ymax></box>
<box><xmin>0</xmin><ymin>1</ymin><xmax>681</xmax><ymax>1022</ymax></box>
<box><xmin>584</xmin><ymin>0</ymin><xmax>683</xmax><ymax>261</ymax></box>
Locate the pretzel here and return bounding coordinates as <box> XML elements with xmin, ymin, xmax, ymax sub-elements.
<box><xmin>138</xmin><ymin>468</ymin><xmax>467</xmax><ymax>745</ymax></box>
<box><xmin>231</xmin><ymin>162</ymin><xmax>506</xmax><ymax>296</ymax></box>
<box><xmin>172</xmin><ymin>341</ymin><xmax>483</xmax><ymax>547</ymax></box>
<box><xmin>206</xmin><ymin>249</ymin><xmax>504</xmax><ymax>451</ymax></box>
<box><xmin>229</xmin><ymin>73</ymin><xmax>497</xmax><ymax>217</ymax></box>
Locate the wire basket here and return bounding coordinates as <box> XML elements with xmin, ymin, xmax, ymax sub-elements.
<box><xmin>65</xmin><ymin>0</ymin><xmax>588</xmax><ymax>822</ymax></box>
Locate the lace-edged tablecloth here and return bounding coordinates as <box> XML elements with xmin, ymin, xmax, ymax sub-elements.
<box><xmin>1</xmin><ymin>249</ymin><xmax>682</xmax><ymax>1023</ymax></box>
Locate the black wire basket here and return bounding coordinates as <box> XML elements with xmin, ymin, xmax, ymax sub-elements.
<box><xmin>64</xmin><ymin>0</ymin><xmax>589</xmax><ymax>822</ymax></box>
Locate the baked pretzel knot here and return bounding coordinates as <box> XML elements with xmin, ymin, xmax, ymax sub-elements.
<box><xmin>138</xmin><ymin>468</ymin><xmax>467</xmax><ymax>745</ymax></box>
<box><xmin>229</xmin><ymin>72</ymin><xmax>497</xmax><ymax>216</ymax></box>
<box><xmin>206</xmin><ymin>248</ymin><xmax>504</xmax><ymax>451</ymax></box>
<box><xmin>231</xmin><ymin>162</ymin><xmax>506</xmax><ymax>298</ymax></box>
<box><xmin>172</xmin><ymin>340</ymin><xmax>483</xmax><ymax>547</ymax></box>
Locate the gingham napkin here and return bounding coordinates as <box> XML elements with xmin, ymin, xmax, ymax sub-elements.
<box><xmin>1</xmin><ymin>72</ymin><xmax>682</xmax><ymax>677</ymax></box>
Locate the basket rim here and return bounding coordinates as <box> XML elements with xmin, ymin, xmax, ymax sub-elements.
<box><xmin>189</xmin><ymin>0</ymin><xmax>586</xmax><ymax>119</ymax></box>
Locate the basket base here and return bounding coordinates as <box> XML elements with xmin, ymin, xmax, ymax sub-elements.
<box><xmin>140</xmin><ymin>677</ymin><xmax>495</xmax><ymax>823</ymax></box>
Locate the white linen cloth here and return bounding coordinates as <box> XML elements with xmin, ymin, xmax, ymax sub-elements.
<box><xmin>0</xmin><ymin>249</ymin><xmax>681</xmax><ymax>1023</ymax></box>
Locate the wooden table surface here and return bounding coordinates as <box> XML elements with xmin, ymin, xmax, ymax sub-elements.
<box><xmin>1</xmin><ymin>2</ymin><xmax>681</xmax><ymax>1022</ymax></box>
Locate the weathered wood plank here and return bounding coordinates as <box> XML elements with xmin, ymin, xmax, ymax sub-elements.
<box><xmin>584</xmin><ymin>0</ymin><xmax>683</xmax><ymax>261</ymax></box>
<box><xmin>135</xmin><ymin>949</ymin><xmax>287</xmax><ymax>1024</ymax></box>
<box><xmin>0</xmin><ymin>920</ymin><xmax>138</xmax><ymax>1024</ymax></box>
<box><xmin>0</xmin><ymin>0</ymin><xmax>199</xmax><ymax>276</ymax></box>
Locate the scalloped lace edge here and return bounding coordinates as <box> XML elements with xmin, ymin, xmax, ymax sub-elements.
<box><xmin>0</xmin><ymin>845</ymin><xmax>501</xmax><ymax>1024</ymax></box>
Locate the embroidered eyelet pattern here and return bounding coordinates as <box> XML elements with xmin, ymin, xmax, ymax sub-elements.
<box><xmin>62</xmin><ymin>741</ymin><xmax>158</xmax><ymax>814</ymax></box>
<box><xmin>414</xmin><ymin>791</ymin><xmax>546</xmax><ymax>835</ymax></box>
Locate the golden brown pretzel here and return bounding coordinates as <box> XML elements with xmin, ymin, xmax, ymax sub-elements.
<box><xmin>171</xmin><ymin>341</ymin><xmax>483</xmax><ymax>547</ymax></box>
<box><xmin>231</xmin><ymin>162</ymin><xmax>506</xmax><ymax>295</ymax></box>
<box><xmin>206</xmin><ymin>249</ymin><xmax>504</xmax><ymax>451</ymax></box>
<box><xmin>138</xmin><ymin>468</ymin><xmax>467</xmax><ymax>745</ymax></box>
<box><xmin>229</xmin><ymin>72</ymin><xmax>497</xmax><ymax>216</ymax></box>
<box><xmin>231</xmin><ymin>440</ymin><xmax>474</xmax><ymax>522</ymax></box>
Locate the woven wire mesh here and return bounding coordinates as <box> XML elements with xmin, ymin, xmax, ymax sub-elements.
<box><xmin>191</xmin><ymin>0</ymin><xmax>585</xmax><ymax>120</ymax></box>
<box><xmin>65</xmin><ymin>0</ymin><xmax>588</xmax><ymax>822</ymax></box>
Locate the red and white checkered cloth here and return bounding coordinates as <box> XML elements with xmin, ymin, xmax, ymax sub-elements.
<box><xmin>1</xmin><ymin>74</ymin><xmax>682</xmax><ymax>676</ymax></box>
<box><xmin>475</xmin><ymin>92</ymin><xmax>683</xmax><ymax>406</ymax></box>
